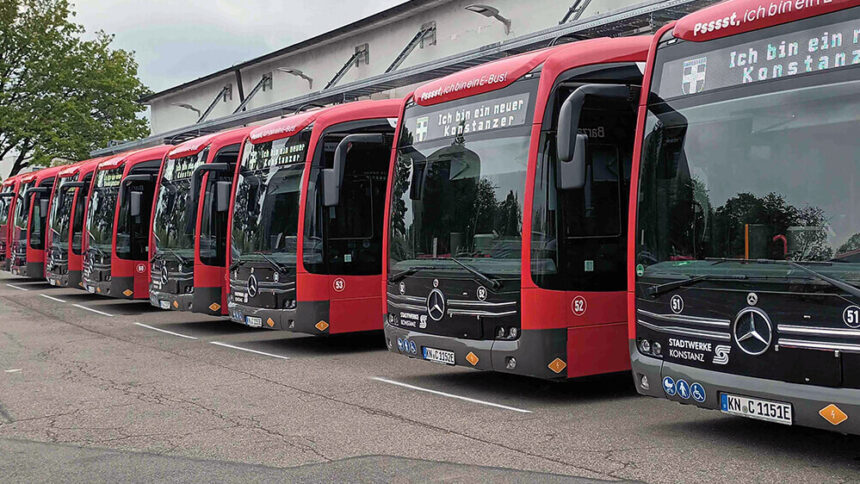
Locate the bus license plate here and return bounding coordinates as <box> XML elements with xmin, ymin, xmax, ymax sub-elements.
<box><xmin>246</xmin><ymin>316</ymin><xmax>262</xmax><ymax>328</ymax></box>
<box><xmin>159</xmin><ymin>300</ymin><xmax>170</xmax><ymax>310</ymax></box>
<box><xmin>721</xmin><ymin>393</ymin><xmax>792</xmax><ymax>425</ymax></box>
<box><xmin>87</xmin><ymin>285</ymin><xmax>95</xmax><ymax>294</ymax></box>
<box><xmin>423</xmin><ymin>347</ymin><xmax>455</xmax><ymax>365</ymax></box>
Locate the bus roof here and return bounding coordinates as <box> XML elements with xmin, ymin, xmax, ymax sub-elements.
<box><xmin>311</xmin><ymin>99</ymin><xmax>402</xmax><ymax>131</ymax></box>
<box><xmin>249</xmin><ymin>99</ymin><xmax>402</xmax><ymax>145</ymax></box>
<box><xmin>58</xmin><ymin>157</ymin><xmax>107</xmax><ymax>178</ymax></box>
<box><xmin>673</xmin><ymin>0</ymin><xmax>856</xmax><ymax>42</ymax></box>
<box><xmin>168</xmin><ymin>126</ymin><xmax>255</xmax><ymax>159</ymax></box>
<box><xmin>412</xmin><ymin>36</ymin><xmax>651</xmax><ymax>106</ymax></box>
<box><xmin>98</xmin><ymin>145</ymin><xmax>171</xmax><ymax>171</ymax></box>
<box><xmin>249</xmin><ymin>108</ymin><xmax>328</xmax><ymax>145</ymax></box>
<box><xmin>20</xmin><ymin>165</ymin><xmax>66</xmax><ymax>184</ymax></box>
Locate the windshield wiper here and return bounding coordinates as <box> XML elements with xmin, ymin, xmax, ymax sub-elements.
<box><xmin>87</xmin><ymin>244</ymin><xmax>107</xmax><ymax>260</ymax></box>
<box><xmin>159</xmin><ymin>248</ymin><xmax>190</xmax><ymax>266</ymax></box>
<box><xmin>645</xmin><ymin>273</ymin><xmax>747</xmax><ymax>298</ymax></box>
<box><xmin>259</xmin><ymin>252</ymin><xmax>288</xmax><ymax>274</ymax></box>
<box><xmin>786</xmin><ymin>260</ymin><xmax>860</xmax><ymax>300</ymax></box>
<box><xmin>449</xmin><ymin>257</ymin><xmax>502</xmax><ymax>290</ymax></box>
<box><xmin>388</xmin><ymin>265</ymin><xmax>435</xmax><ymax>283</ymax></box>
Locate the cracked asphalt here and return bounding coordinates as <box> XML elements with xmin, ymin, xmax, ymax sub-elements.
<box><xmin>1</xmin><ymin>272</ymin><xmax>859</xmax><ymax>483</ymax></box>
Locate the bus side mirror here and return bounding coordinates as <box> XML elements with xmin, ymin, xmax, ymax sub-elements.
<box><xmin>558</xmin><ymin>134</ymin><xmax>588</xmax><ymax>190</ymax></box>
<box><xmin>324</xmin><ymin>133</ymin><xmax>386</xmax><ymax>207</ymax></box>
<box><xmin>191</xmin><ymin>163</ymin><xmax>231</xmax><ymax>210</ymax></box>
<box><xmin>129</xmin><ymin>190</ymin><xmax>143</xmax><ymax>218</ymax></box>
<box><xmin>40</xmin><ymin>197</ymin><xmax>49</xmax><ymax>214</ymax></box>
<box><xmin>216</xmin><ymin>180</ymin><xmax>231</xmax><ymax>212</ymax></box>
<box><xmin>557</xmin><ymin>83</ymin><xmax>635</xmax><ymax>190</ymax></box>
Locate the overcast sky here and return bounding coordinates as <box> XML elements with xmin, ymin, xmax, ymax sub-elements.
<box><xmin>74</xmin><ymin>0</ymin><xmax>407</xmax><ymax>93</ymax></box>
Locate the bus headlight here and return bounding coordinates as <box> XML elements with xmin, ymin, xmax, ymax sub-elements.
<box><xmin>652</xmin><ymin>342</ymin><xmax>662</xmax><ymax>356</ymax></box>
<box><xmin>639</xmin><ymin>339</ymin><xmax>651</xmax><ymax>354</ymax></box>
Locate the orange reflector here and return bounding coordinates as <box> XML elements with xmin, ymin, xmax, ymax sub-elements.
<box><xmin>820</xmin><ymin>404</ymin><xmax>848</xmax><ymax>426</ymax></box>
<box><xmin>78</xmin><ymin>282</ymin><xmax>84</xmax><ymax>287</ymax></box>
<box><xmin>315</xmin><ymin>320</ymin><xmax>329</xmax><ymax>331</ymax></box>
<box><xmin>466</xmin><ymin>352</ymin><xmax>479</xmax><ymax>366</ymax></box>
<box><xmin>172</xmin><ymin>301</ymin><xmax>179</xmax><ymax>309</ymax></box>
<box><xmin>548</xmin><ymin>358</ymin><xmax>567</xmax><ymax>374</ymax></box>
<box><xmin>96</xmin><ymin>287</ymin><xmax>101</xmax><ymax>294</ymax></box>
<box><xmin>122</xmin><ymin>289</ymin><xmax>133</xmax><ymax>297</ymax></box>
<box><xmin>266</xmin><ymin>318</ymin><xmax>275</xmax><ymax>328</ymax></box>
<box><xmin>209</xmin><ymin>303</ymin><xmax>221</xmax><ymax>312</ymax></box>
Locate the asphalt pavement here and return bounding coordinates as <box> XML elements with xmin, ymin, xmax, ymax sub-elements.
<box><xmin>0</xmin><ymin>272</ymin><xmax>858</xmax><ymax>483</ymax></box>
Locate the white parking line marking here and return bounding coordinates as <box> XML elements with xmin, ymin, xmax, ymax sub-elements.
<box><xmin>40</xmin><ymin>294</ymin><xmax>67</xmax><ymax>303</ymax></box>
<box><xmin>370</xmin><ymin>377</ymin><xmax>532</xmax><ymax>414</ymax></box>
<box><xmin>4</xmin><ymin>369</ymin><xmax>22</xmax><ymax>373</ymax></box>
<box><xmin>210</xmin><ymin>342</ymin><xmax>289</xmax><ymax>360</ymax></box>
<box><xmin>5</xmin><ymin>284</ymin><xmax>28</xmax><ymax>291</ymax></box>
<box><xmin>72</xmin><ymin>304</ymin><xmax>114</xmax><ymax>317</ymax></box>
<box><xmin>134</xmin><ymin>323</ymin><xmax>197</xmax><ymax>340</ymax></box>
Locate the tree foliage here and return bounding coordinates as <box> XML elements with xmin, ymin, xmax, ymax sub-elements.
<box><xmin>0</xmin><ymin>0</ymin><xmax>150</xmax><ymax>177</ymax></box>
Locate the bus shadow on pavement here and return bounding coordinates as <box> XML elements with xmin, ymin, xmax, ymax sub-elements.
<box><xmin>252</xmin><ymin>330</ymin><xmax>388</xmax><ymax>356</ymax></box>
<box><xmin>88</xmin><ymin>301</ymin><xmax>169</xmax><ymax>315</ymax></box>
<box><xmin>655</xmin><ymin>414</ymin><xmax>860</xmax><ymax>463</ymax></box>
<box><xmin>56</xmin><ymin>292</ymin><xmax>105</xmax><ymax>301</ymax></box>
<box><xmin>157</xmin><ymin>318</ymin><xmax>265</xmax><ymax>335</ymax></box>
<box><xmin>404</xmin><ymin>370</ymin><xmax>636</xmax><ymax>405</ymax></box>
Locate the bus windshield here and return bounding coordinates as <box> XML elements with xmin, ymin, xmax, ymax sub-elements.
<box><xmin>389</xmin><ymin>82</ymin><xmax>535</xmax><ymax>278</ymax></box>
<box><xmin>152</xmin><ymin>150</ymin><xmax>208</xmax><ymax>261</ymax></box>
<box><xmin>50</xmin><ymin>179</ymin><xmax>77</xmax><ymax>247</ymax></box>
<box><xmin>231</xmin><ymin>133</ymin><xmax>310</xmax><ymax>266</ymax></box>
<box><xmin>86</xmin><ymin>168</ymin><xmax>123</xmax><ymax>254</ymax></box>
<box><xmin>637</xmin><ymin>12</ymin><xmax>860</xmax><ymax>287</ymax></box>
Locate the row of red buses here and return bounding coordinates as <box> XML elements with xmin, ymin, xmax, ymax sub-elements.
<box><xmin>1</xmin><ymin>0</ymin><xmax>855</xmax><ymax>436</ymax></box>
<box><xmin>45</xmin><ymin>158</ymin><xmax>106</xmax><ymax>289</ymax></box>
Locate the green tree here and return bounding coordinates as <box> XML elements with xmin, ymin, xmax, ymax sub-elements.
<box><xmin>0</xmin><ymin>0</ymin><xmax>150</xmax><ymax>177</ymax></box>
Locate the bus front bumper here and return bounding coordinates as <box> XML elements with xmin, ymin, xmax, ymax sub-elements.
<box><xmin>82</xmin><ymin>276</ymin><xmax>133</xmax><ymax>298</ymax></box>
<box><xmin>227</xmin><ymin>302</ymin><xmax>296</xmax><ymax>330</ymax></box>
<box><xmin>383</xmin><ymin>322</ymin><xmax>568</xmax><ymax>380</ymax></box>
<box><xmin>631</xmin><ymin>341</ymin><xmax>860</xmax><ymax>434</ymax></box>
<box><xmin>10</xmin><ymin>261</ymin><xmax>43</xmax><ymax>278</ymax></box>
<box><xmin>149</xmin><ymin>288</ymin><xmax>193</xmax><ymax>312</ymax></box>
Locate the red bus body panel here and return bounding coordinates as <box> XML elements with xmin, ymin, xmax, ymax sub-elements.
<box><xmin>294</xmin><ymin>99</ymin><xmax>402</xmax><ymax>334</ymax></box>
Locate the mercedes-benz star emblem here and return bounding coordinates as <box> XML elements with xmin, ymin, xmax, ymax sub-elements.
<box><xmin>160</xmin><ymin>266</ymin><xmax>169</xmax><ymax>285</ymax></box>
<box><xmin>733</xmin><ymin>307</ymin><xmax>773</xmax><ymax>356</ymax></box>
<box><xmin>426</xmin><ymin>289</ymin><xmax>446</xmax><ymax>322</ymax></box>
<box><xmin>247</xmin><ymin>275</ymin><xmax>259</xmax><ymax>298</ymax></box>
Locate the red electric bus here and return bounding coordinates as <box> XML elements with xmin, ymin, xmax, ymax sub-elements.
<box><xmin>227</xmin><ymin>99</ymin><xmax>398</xmax><ymax>333</ymax></box>
<box><xmin>9</xmin><ymin>166</ymin><xmax>66</xmax><ymax>278</ymax></box>
<box><xmin>82</xmin><ymin>146</ymin><xmax>170</xmax><ymax>298</ymax></box>
<box><xmin>1</xmin><ymin>174</ymin><xmax>22</xmax><ymax>271</ymax></box>
<box><xmin>45</xmin><ymin>158</ymin><xmax>105</xmax><ymax>289</ymax></box>
<box><xmin>630</xmin><ymin>0</ymin><xmax>860</xmax><ymax>433</ymax></box>
<box><xmin>150</xmin><ymin>126</ymin><xmax>253</xmax><ymax>315</ymax></box>
<box><xmin>382</xmin><ymin>37</ymin><xmax>650</xmax><ymax>380</ymax></box>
